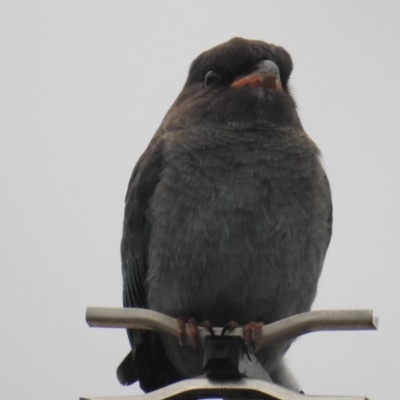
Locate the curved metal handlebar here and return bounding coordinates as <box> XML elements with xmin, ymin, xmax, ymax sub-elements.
<box><xmin>86</xmin><ymin>307</ymin><xmax>377</xmax><ymax>350</ymax></box>
<box><xmin>80</xmin><ymin>376</ymin><xmax>370</xmax><ymax>400</ymax></box>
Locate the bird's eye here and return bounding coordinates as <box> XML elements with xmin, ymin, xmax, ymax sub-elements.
<box><xmin>204</xmin><ymin>69</ymin><xmax>221</xmax><ymax>88</ymax></box>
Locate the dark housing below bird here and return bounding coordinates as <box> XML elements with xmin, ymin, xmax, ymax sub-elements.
<box><xmin>120</xmin><ymin>37</ymin><xmax>332</xmax><ymax>393</ymax></box>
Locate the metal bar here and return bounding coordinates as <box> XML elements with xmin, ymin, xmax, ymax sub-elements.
<box><xmin>86</xmin><ymin>308</ymin><xmax>179</xmax><ymax>338</ymax></box>
<box><xmin>257</xmin><ymin>309</ymin><xmax>378</xmax><ymax>348</ymax></box>
<box><xmin>86</xmin><ymin>307</ymin><xmax>377</xmax><ymax>349</ymax></box>
<box><xmin>80</xmin><ymin>377</ymin><xmax>369</xmax><ymax>400</ymax></box>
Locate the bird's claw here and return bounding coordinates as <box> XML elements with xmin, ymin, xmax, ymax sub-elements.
<box><xmin>222</xmin><ymin>320</ymin><xmax>263</xmax><ymax>357</ymax></box>
<box><xmin>177</xmin><ymin>317</ymin><xmax>214</xmax><ymax>354</ymax></box>
<box><xmin>178</xmin><ymin>316</ymin><xmax>263</xmax><ymax>356</ymax></box>
<box><xmin>243</xmin><ymin>321</ymin><xmax>263</xmax><ymax>350</ymax></box>
<box><xmin>199</xmin><ymin>320</ymin><xmax>215</xmax><ymax>336</ymax></box>
<box><xmin>177</xmin><ymin>316</ymin><xmax>188</xmax><ymax>346</ymax></box>
<box><xmin>221</xmin><ymin>320</ymin><xmax>240</xmax><ymax>336</ymax></box>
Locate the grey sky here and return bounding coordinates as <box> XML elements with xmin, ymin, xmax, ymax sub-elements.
<box><xmin>1</xmin><ymin>1</ymin><xmax>399</xmax><ymax>399</ymax></box>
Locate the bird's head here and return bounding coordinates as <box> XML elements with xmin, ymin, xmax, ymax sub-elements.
<box><xmin>164</xmin><ymin>38</ymin><xmax>300</xmax><ymax>129</ymax></box>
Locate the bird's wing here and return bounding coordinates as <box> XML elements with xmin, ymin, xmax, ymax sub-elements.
<box><xmin>121</xmin><ymin>137</ymin><xmax>164</xmax><ymax>312</ymax></box>
<box><xmin>323</xmin><ymin>173</ymin><xmax>333</xmax><ymax>251</ymax></box>
<box><xmin>120</xmin><ymin>136</ymin><xmax>184</xmax><ymax>391</ymax></box>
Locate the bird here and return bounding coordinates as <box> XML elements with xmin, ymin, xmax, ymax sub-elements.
<box><xmin>119</xmin><ymin>37</ymin><xmax>332</xmax><ymax>393</ymax></box>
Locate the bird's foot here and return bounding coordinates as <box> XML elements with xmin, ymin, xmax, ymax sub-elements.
<box><xmin>222</xmin><ymin>320</ymin><xmax>264</xmax><ymax>352</ymax></box>
<box><xmin>177</xmin><ymin>317</ymin><xmax>214</xmax><ymax>354</ymax></box>
<box><xmin>243</xmin><ymin>321</ymin><xmax>264</xmax><ymax>350</ymax></box>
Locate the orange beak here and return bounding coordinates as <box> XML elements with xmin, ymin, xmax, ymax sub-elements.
<box><xmin>230</xmin><ymin>60</ymin><xmax>283</xmax><ymax>91</ymax></box>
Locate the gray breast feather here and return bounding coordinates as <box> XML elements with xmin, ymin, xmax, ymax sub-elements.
<box><xmin>146</xmin><ymin>127</ymin><xmax>331</xmax><ymax>330</ymax></box>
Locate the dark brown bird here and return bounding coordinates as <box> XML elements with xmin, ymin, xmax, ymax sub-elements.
<box><xmin>120</xmin><ymin>37</ymin><xmax>332</xmax><ymax>392</ymax></box>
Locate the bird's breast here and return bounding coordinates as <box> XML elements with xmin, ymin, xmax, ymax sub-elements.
<box><xmin>145</xmin><ymin>127</ymin><xmax>327</xmax><ymax>325</ymax></box>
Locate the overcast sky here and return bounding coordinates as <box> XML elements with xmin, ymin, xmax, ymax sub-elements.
<box><xmin>1</xmin><ymin>1</ymin><xmax>399</xmax><ymax>399</ymax></box>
